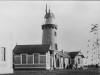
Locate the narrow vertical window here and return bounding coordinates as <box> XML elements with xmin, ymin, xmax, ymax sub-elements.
<box><xmin>54</xmin><ymin>32</ymin><xmax>57</xmax><ymax>36</ymax></box>
<box><xmin>0</xmin><ymin>47</ymin><xmax>6</xmax><ymax>62</ymax></box>
<box><xmin>22</xmin><ymin>54</ymin><xmax>26</xmax><ymax>64</ymax></box>
<box><xmin>34</xmin><ymin>53</ymin><xmax>39</xmax><ymax>64</ymax></box>
<box><xmin>78</xmin><ymin>58</ymin><xmax>80</xmax><ymax>64</ymax></box>
<box><xmin>55</xmin><ymin>43</ymin><xmax>58</xmax><ymax>50</ymax></box>
<box><xmin>3</xmin><ymin>47</ymin><xmax>6</xmax><ymax>61</ymax></box>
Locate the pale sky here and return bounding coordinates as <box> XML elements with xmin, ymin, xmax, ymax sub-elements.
<box><xmin>0</xmin><ymin>1</ymin><xmax>100</xmax><ymax>52</ymax></box>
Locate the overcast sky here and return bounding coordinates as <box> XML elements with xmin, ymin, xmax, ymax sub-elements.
<box><xmin>0</xmin><ymin>1</ymin><xmax>100</xmax><ymax>52</ymax></box>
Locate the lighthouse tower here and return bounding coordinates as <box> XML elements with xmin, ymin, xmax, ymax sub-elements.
<box><xmin>42</xmin><ymin>5</ymin><xmax>58</xmax><ymax>50</ymax></box>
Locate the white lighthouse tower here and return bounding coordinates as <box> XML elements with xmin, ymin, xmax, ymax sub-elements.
<box><xmin>42</xmin><ymin>5</ymin><xmax>58</xmax><ymax>50</ymax></box>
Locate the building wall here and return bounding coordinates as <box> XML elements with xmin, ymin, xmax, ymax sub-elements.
<box><xmin>0</xmin><ymin>42</ymin><xmax>14</xmax><ymax>74</ymax></box>
<box><xmin>46</xmin><ymin>51</ymin><xmax>50</xmax><ymax>70</ymax></box>
<box><xmin>42</xmin><ymin>25</ymin><xmax>57</xmax><ymax>50</ymax></box>
<box><xmin>14</xmin><ymin>53</ymin><xmax>47</xmax><ymax>69</ymax></box>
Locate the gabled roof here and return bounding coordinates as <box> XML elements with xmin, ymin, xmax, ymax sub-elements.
<box><xmin>78</xmin><ymin>55</ymin><xmax>84</xmax><ymax>58</ymax></box>
<box><xmin>56</xmin><ymin>51</ymin><xmax>70</xmax><ymax>58</ymax></box>
<box><xmin>13</xmin><ymin>44</ymin><xmax>51</xmax><ymax>54</ymax></box>
<box><xmin>68</xmin><ymin>51</ymin><xmax>84</xmax><ymax>58</ymax></box>
<box><xmin>68</xmin><ymin>51</ymin><xmax>80</xmax><ymax>59</ymax></box>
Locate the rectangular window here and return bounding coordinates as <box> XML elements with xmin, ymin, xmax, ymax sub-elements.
<box><xmin>78</xmin><ymin>58</ymin><xmax>80</xmax><ymax>64</ymax></box>
<box><xmin>14</xmin><ymin>55</ymin><xmax>21</xmax><ymax>64</ymax></box>
<box><xmin>0</xmin><ymin>47</ymin><xmax>6</xmax><ymax>62</ymax></box>
<box><xmin>27</xmin><ymin>55</ymin><xmax>33</xmax><ymax>64</ymax></box>
<box><xmin>55</xmin><ymin>44</ymin><xmax>58</xmax><ymax>50</ymax></box>
<box><xmin>54</xmin><ymin>32</ymin><xmax>57</xmax><ymax>36</ymax></box>
<box><xmin>22</xmin><ymin>54</ymin><xmax>26</xmax><ymax>64</ymax></box>
<box><xmin>34</xmin><ymin>53</ymin><xmax>39</xmax><ymax>64</ymax></box>
<box><xmin>40</xmin><ymin>55</ymin><xmax>46</xmax><ymax>64</ymax></box>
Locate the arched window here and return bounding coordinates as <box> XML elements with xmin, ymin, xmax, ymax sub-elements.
<box><xmin>78</xmin><ymin>58</ymin><xmax>80</xmax><ymax>64</ymax></box>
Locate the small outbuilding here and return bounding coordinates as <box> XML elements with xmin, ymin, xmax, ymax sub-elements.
<box><xmin>67</xmin><ymin>51</ymin><xmax>84</xmax><ymax>69</ymax></box>
<box><xmin>0</xmin><ymin>42</ymin><xmax>14</xmax><ymax>74</ymax></box>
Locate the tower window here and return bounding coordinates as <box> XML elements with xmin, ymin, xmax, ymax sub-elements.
<box><xmin>55</xmin><ymin>43</ymin><xmax>58</xmax><ymax>50</ymax></box>
<box><xmin>54</xmin><ymin>32</ymin><xmax>57</xmax><ymax>36</ymax></box>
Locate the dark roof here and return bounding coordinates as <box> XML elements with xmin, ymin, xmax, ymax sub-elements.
<box><xmin>78</xmin><ymin>55</ymin><xmax>84</xmax><ymax>58</ymax></box>
<box><xmin>13</xmin><ymin>44</ymin><xmax>52</xmax><ymax>54</ymax></box>
<box><xmin>68</xmin><ymin>51</ymin><xmax>80</xmax><ymax>59</ymax></box>
<box><xmin>67</xmin><ymin>51</ymin><xmax>85</xmax><ymax>58</ymax></box>
<box><xmin>56</xmin><ymin>51</ymin><xmax>70</xmax><ymax>58</ymax></box>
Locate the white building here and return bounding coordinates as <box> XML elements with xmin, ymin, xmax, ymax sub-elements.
<box><xmin>0</xmin><ymin>41</ymin><xmax>15</xmax><ymax>74</ymax></box>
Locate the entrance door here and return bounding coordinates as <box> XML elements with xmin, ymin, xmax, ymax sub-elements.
<box><xmin>56</xmin><ymin>59</ymin><xmax>59</xmax><ymax>68</ymax></box>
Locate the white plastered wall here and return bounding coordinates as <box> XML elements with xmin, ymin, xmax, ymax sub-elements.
<box><xmin>46</xmin><ymin>51</ymin><xmax>50</xmax><ymax>70</ymax></box>
<box><xmin>74</xmin><ymin>56</ymin><xmax>84</xmax><ymax>68</ymax></box>
<box><xmin>0</xmin><ymin>41</ymin><xmax>15</xmax><ymax>74</ymax></box>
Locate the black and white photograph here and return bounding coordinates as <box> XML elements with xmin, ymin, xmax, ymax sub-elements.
<box><xmin>0</xmin><ymin>0</ymin><xmax>100</xmax><ymax>75</ymax></box>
